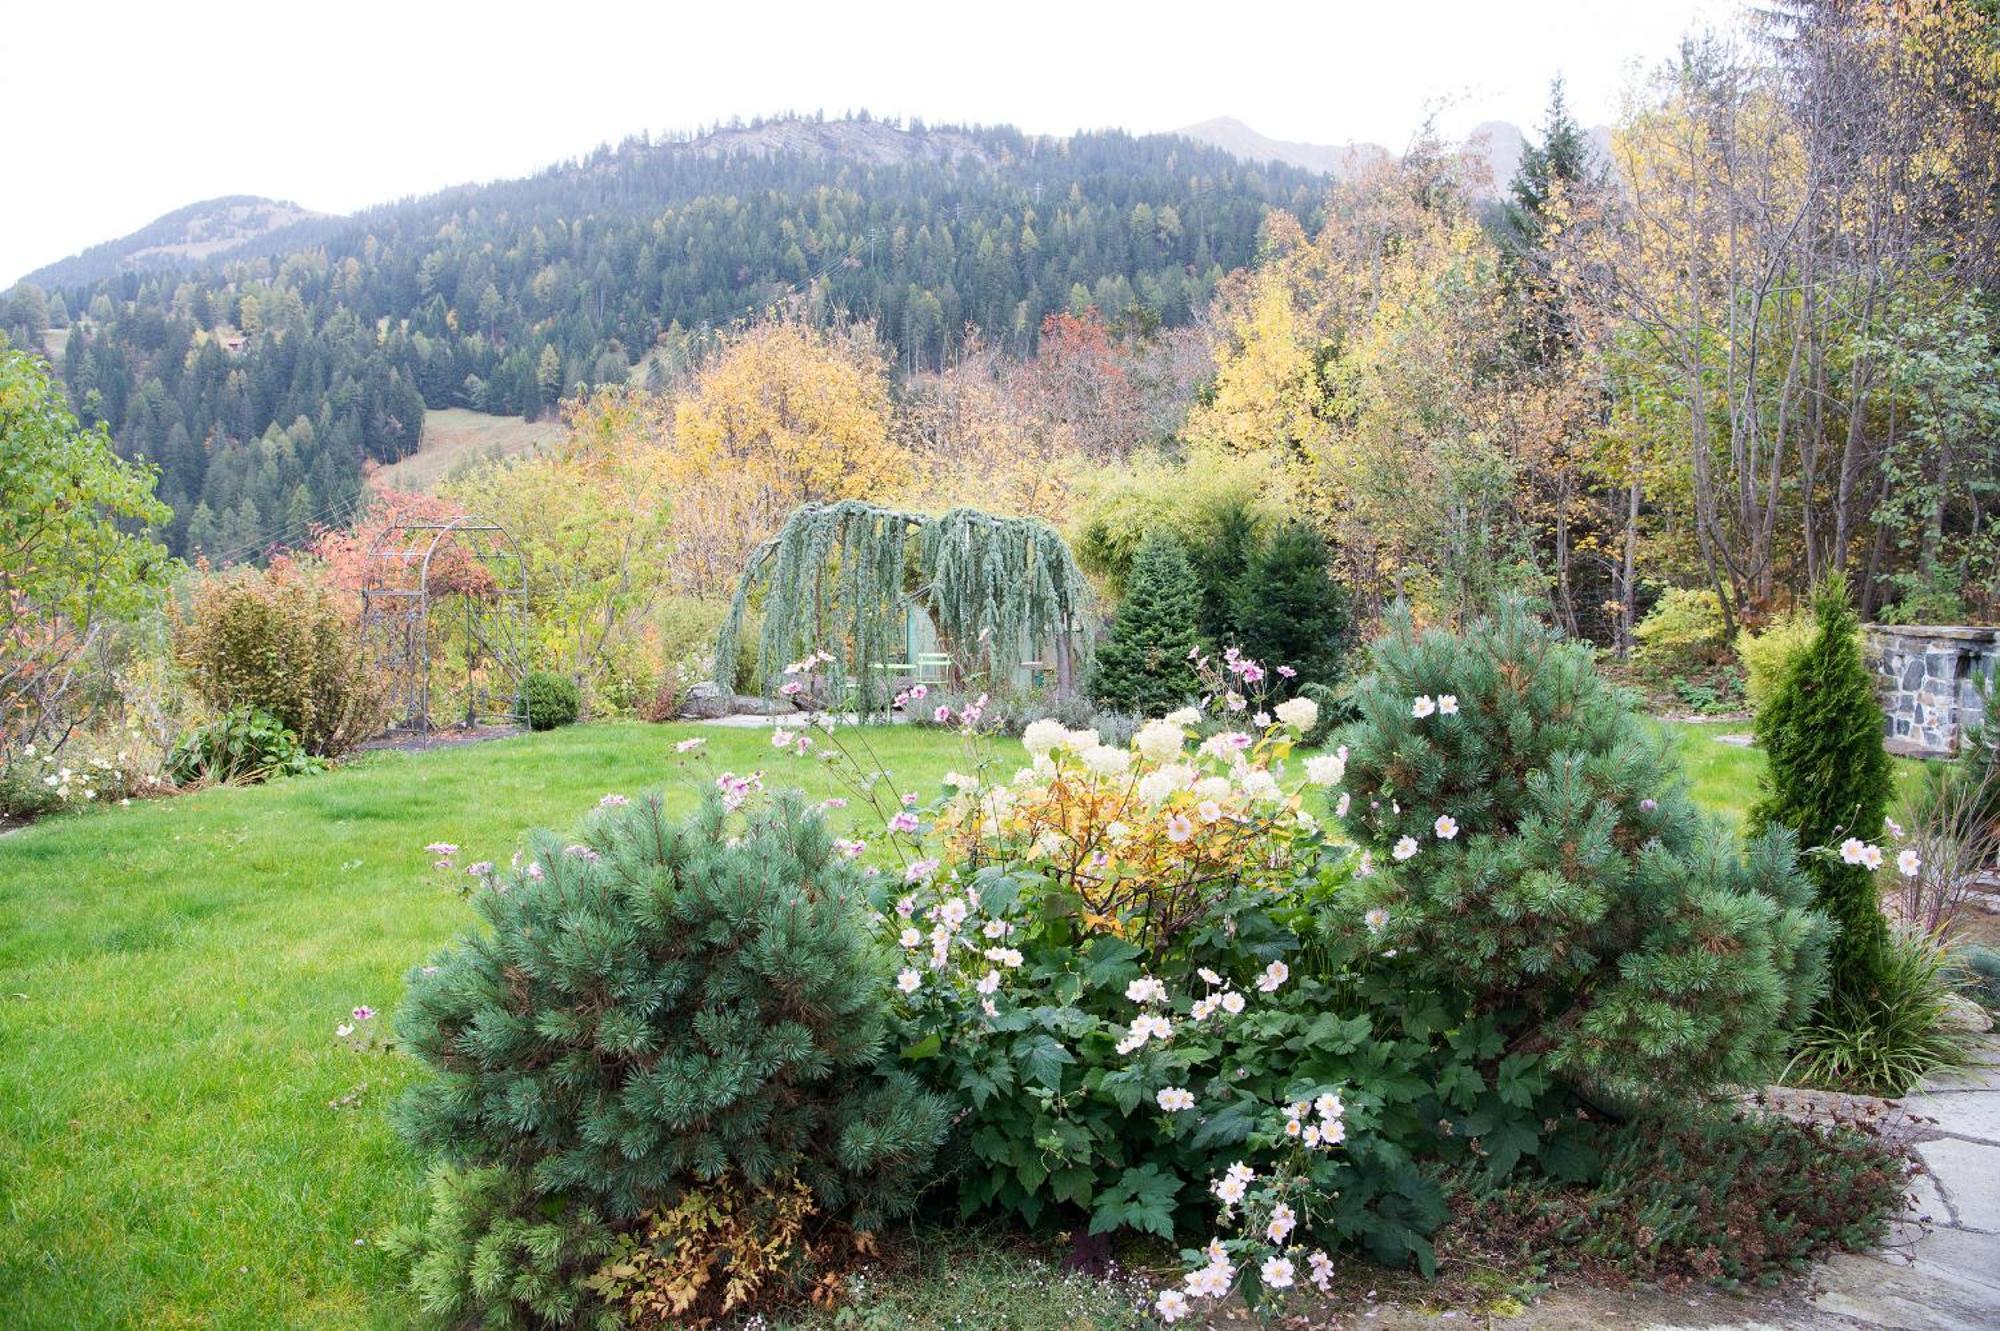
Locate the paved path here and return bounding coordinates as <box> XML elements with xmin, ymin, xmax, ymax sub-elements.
<box><xmin>1800</xmin><ymin>1042</ymin><xmax>2000</xmax><ymax>1330</ymax></box>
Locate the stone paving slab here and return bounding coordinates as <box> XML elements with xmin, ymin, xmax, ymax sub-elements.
<box><xmin>1914</xmin><ymin>1138</ymin><xmax>2000</xmax><ymax>1232</ymax></box>
<box><xmin>1904</xmin><ymin>1089</ymin><xmax>2000</xmax><ymax>1143</ymax></box>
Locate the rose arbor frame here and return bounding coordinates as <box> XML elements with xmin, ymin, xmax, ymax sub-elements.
<box><xmin>359</xmin><ymin>516</ymin><xmax>530</xmax><ymax>735</ymax></box>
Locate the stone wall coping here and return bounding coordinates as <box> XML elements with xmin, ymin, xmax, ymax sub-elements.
<box><xmin>1863</xmin><ymin>624</ymin><xmax>2000</xmax><ymax>645</ymax></box>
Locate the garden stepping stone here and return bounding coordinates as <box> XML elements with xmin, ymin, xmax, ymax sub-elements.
<box><xmin>1804</xmin><ymin>1042</ymin><xmax>2000</xmax><ymax>1329</ymax></box>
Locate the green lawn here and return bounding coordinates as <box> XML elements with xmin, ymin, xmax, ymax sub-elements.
<box><xmin>1654</xmin><ymin>718</ymin><xmax>1927</xmax><ymax>827</ymax></box>
<box><xmin>0</xmin><ymin>722</ymin><xmax>966</xmax><ymax>1330</ymax></box>
<box><xmin>0</xmin><ymin>718</ymin><xmax>1911</xmax><ymax>1328</ymax></box>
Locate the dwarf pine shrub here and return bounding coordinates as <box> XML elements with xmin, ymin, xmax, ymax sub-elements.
<box><xmin>395</xmin><ymin>791</ymin><xmax>947</xmax><ymax>1224</ymax></box>
<box><xmin>1337</xmin><ymin>602</ymin><xmax>1830</xmax><ymax>1104</ymax></box>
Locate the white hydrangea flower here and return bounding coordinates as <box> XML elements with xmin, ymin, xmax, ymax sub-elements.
<box><xmin>1060</xmin><ymin>727</ymin><xmax>1099</xmax><ymax>754</ymax></box>
<box><xmin>1274</xmin><ymin>696</ymin><xmax>1319</xmax><ymax>731</ymax></box>
<box><xmin>1238</xmin><ymin>768</ymin><xmax>1281</xmax><ymax>804</ymax></box>
<box><xmin>1083</xmin><ymin>744</ymin><xmax>1132</xmax><ymax>777</ymax></box>
<box><xmin>1023</xmin><ymin>718</ymin><xmax>1068</xmax><ymax>757</ymax></box>
<box><xmin>1164</xmin><ymin>706</ymin><xmax>1203</xmax><ymax>726</ymax></box>
<box><xmin>1304</xmin><ymin>754</ymin><xmax>1345</xmax><ymax>786</ymax></box>
<box><xmin>1134</xmin><ymin>719</ymin><xmax>1186</xmax><ymax>764</ymax></box>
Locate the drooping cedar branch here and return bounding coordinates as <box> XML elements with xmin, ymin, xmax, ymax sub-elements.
<box><xmin>713</xmin><ymin>500</ymin><xmax>1094</xmax><ymax>714</ymax></box>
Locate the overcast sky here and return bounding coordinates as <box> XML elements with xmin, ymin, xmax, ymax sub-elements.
<box><xmin>6</xmin><ymin>0</ymin><xmax>1739</xmax><ymax>288</ymax></box>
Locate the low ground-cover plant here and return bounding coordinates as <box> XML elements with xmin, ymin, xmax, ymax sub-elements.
<box><xmin>388</xmin><ymin>790</ymin><xmax>949</xmax><ymax>1326</ymax></box>
<box><xmin>1453</xmin><ymin>1107</ymin><xmax>1905</xmax><ymax>1290</ymax></box>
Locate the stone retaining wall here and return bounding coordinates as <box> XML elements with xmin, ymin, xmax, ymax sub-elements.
<box><xmin>1865</xmin><ymin>625</ymin><xmax>1998</xmax><ymax>757</ymax></box>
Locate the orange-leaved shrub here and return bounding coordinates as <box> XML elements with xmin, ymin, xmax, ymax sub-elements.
<box><xmin>173</xmin><ymin>559</ymin><xmax>388</xmax><ymax>757</ymax></box>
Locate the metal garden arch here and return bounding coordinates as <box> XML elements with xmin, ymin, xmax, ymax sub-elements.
<box><xmin>359</xmin><ymin>515</ymin><xmax>530</xmax><ymax>735</ymax></box>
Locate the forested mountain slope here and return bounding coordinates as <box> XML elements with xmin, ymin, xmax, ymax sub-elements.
<box><xmin>7</xmin><ymin>116</ymin><xmax>1324</xmax><ymax>558</ymax></box>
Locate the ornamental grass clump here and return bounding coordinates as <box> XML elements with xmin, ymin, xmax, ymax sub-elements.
<box><xmin>388</xmin><ymin>789</ymin><xmax>948</xmax><ymax>1326</ymax></box>
<box><xmin>1335</xmin><ymin>601</ymin><xmax>1831</xmax><ymax>1105</ymax></box>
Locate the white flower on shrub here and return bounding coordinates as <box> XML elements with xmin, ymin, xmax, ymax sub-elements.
<box><xmin>1274</xmin><ymin>696</ymin><xmax>1319</xmax><ymax>731</ymax></box>
<box><xmin>1839</xmin><ymin>837</ymin><xmax>1868</xmax><ymax>865</ymax></box>
<box><xmin>1184</xmin><ymin>1262</ymin><xmax>1233</xmax><ymax>1298</ymax></box>
<box><xmin>1437</xmin><ymin>694</ymin><xmax>1460</xmax><ymax>716</ymax></box>
<box><xmin>983</xmin><ymin>946</ymin><xmax>1023</xmax><ymax>968</ymax></box>
<box><xmin>1411</xmin><ymin>695</ymin><xmax>1437</xmax><ymax>719</ymax></box>
<box><xmin>1219</xmin><ymin>990</ymin><xmax>1246</xmax><ymax>1015</ymax></box>
<box><xmin>1304</xmin><ymin>754</ymin><xmax>1345</xmax><ymax>786</ymax></box>
<box><xmin>895</xmin><ymin>968</ymin><xmax>921</xmax><ymax>994</ymax></box>
<box><xmin>1134</xmin><ymin>719</ymin><xmax>1185</xmax><ymax>763</ymax></box>
<box><xmin>1315</xmin><ymin>1091</ymin><xmax>1344</xmax><ymax>1120</ymax></box>
<box><xmin>976</xmin><ymin>970</ymin><xmax>1001</xmax><ymax>995</ymax></box>
<box><xmin>1083</xmin><ymin>745</ymin><xmax>1131</xmax><ymax>777</ymax></box>
<box><xmin>1155</xmin><ymin>1289</ymin><xmax>1191</xmax><ymax>1323</ymax></box>
<box><xmin>943</xmin><ymin>770</ymin><xmax>979</xmax><ymax>792</ymax></box>
<box><xmin>1194</xmin><ymin>775</ymin><xmax>1232</xmax><ymax>802</ymax></box>
<box><xmin>1238</xmin><ymin>767</ymin><xmax>1282</xmax><ymax>804</ymax></box>
<box><xmin>1260</xmin><ymin>1256</ymin><xmax>1295</xmax><ymax>1289</ymax></box>
<box><xmin>1336</xmin><ymin>792</ymin><xmax>1352</xmax><ymax>818</ymax></box>
<box><xmin>1898</xmin><ymin>848</ymin><xmax>1922</xmax><ymax>877</ymax></box>
<box><xmin>1393</xmin><ymin>835</ymin><xmax>1419</xmax><ymax>861</ymax></box>
<box><xmin>1265</xmin><ymin>1202</ymin><xmax>1297</xmax><ymax>1242</ymax></box>
<box><xmin>1255</xmin><ymin>960</ymin><xmax>1289</xmax><ymax>993</ymax></box>
<box><xmin>1858</xmin><ymin>843</ymin><xmax>1883</xmax><ymax>870</ymax></box>
<box><xmin>1308</xmin><ymin>1249</ymin><xmax>1335</xmax><ymax>1291</ymax></box>
<box><xmin>1126</xmin><ymin>976</ymin><xmax>1169</xmax><ymax>1005</ymax></box>
<box><xmin>1138</xmin><ymin>765</ymin><xmax>1194</xmax><ymax>806</ymax></box>
<box><xmin>1164</xmin><ymin>706</ymin><xmax>1203</xmax><ymax>727</ymax></box>
<box><xmin>1157</xmin><ymin>1086</ymin><xmax>1196</xmax><ymax>1112</ymax></box>
<box><xmin>1022</xmin><ymin>718</ymin><xmax>1068</xmax><ymax>757</ymax></box>
<box><xmin>899</xmin><ymin>928</ymin><xmax>922</xmax><ymax>949</ymax></box>
<box><xmin>1197</xmin><ymin>799</ymin><xmax>1225</xmax><ymax>824</ymax></box>
<box><xmin>1434</xmin><ymin>814</ymin><xmax>1459</xmax><ymax>840</ymax></box>
<box><xmin>1165</xmin><ymin>813</ymin><xmax>1195</xmax><ymax>843</ymax></box>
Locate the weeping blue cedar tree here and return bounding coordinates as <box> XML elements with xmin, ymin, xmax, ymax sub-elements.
<box><xmin>392</xmin><ymin>790</ymin><xmax>949</xmax><ymax>1227</ymax></box>
<box><xmin>1335</xmin><ymin>602</ymin><xmax>1830</xmax><ymax>1105</ymax></box>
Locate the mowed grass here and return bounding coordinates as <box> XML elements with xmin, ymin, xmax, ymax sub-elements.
<box><xmin>371</xmin><ymin>408</ymin><xmax>560</xmax><ymax>493</ymax></box>
<box><xmin>0</xmin><ymin>718</ymin><xmax>1908</xmax><ymax>1328</ymax></box>
<box><xmin>0</xmin><ymin>722</ymin><xmax>965</xmax><ymax>1330</ymax></box>
<box><xmin>1654</xmin><ymin>718</ymin><xmax>1927</xmax><ymax>828</ymax></box>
